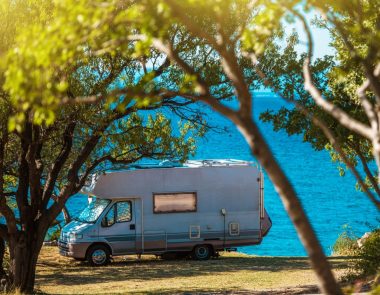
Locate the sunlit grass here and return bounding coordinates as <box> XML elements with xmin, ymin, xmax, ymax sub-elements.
<box><xmin>35</xmin><ymin>247</ymin><xmax>351</xmax><ymax>294</ymax></box>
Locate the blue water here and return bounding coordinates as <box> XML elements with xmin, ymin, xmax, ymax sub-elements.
<box><xmin>66</xmin><ymin>93</ymin><xmax>379</xmax><ymax>256</ymax></box>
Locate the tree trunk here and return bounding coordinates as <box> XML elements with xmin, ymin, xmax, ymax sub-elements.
<box><xmin>8</xmin><ymin>228</ymin><xmax>45</xmax><ymax>294</ymax></box>
<box><xmin>372</xmin><ymin>134</ymin><xmax>380</xmax><ymax>182</ymax></box>
<box><xmin>0</xmin><ymin>237</ymin><xmax>8</xmax><ymax>292</ymax></box>
<box><xmin>0</xmin><ymin>237</ymin><xmax>5</xmax><ymax>278</ymax></box>
<box><xmin>237</xmin><ymin>116</ymin><xmax>342</xmax><ymax>295</ymax></box>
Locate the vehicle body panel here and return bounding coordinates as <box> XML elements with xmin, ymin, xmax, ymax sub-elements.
<box><xmin>58</xmin><ymin>160</ymin><xmax>272</xmax><ymax>259</ymax></box>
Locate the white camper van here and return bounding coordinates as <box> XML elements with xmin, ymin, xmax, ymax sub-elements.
<box><xmin>58</xmin><ymin>159</ymin><xmax>272</xmax><ymax>266</ymax></box>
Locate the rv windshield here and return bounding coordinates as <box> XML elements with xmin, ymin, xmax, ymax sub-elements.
<box><xmin>75</xmin><ymin>198</ymin><xmax>110</xmax><ymax>223</ymax></box>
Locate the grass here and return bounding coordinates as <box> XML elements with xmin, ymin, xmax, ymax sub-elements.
<box><xmin>35</xmin><ymin>247</ymin><xmax>352</xmax><ymax>294</ymax></box>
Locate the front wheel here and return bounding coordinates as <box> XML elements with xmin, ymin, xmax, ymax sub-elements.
<box><xmin>87</xmin><ymin>245</ymin><xmax>110</xmax><ymax>266</ymax></box>
<box><xmin>192</xmin><ymin>245</ymin><xmax>212</xmax><ymax>260</ymax></box>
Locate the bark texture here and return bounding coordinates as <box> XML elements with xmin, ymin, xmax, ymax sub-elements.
<box><xmin>7</xmin><ymin>224</ymin><xmax>46</xmax><ymax>293</ymax></box>
<box><xmin>236</xmin><ymin>116</ymin><xmax>342</xmax><ymax>295</ymax></box>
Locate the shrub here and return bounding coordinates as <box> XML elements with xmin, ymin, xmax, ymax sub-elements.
<box><xmin>335</xmin><ymin>227</ymin><xmax>380</xmax><ymax>292</ymax></box>
<box><xmin>356</xmin><ymin>229</ymin><xmax>380</xmax><ymax>277</ymax></box>
<box><xmin>46</xmin><ymin>227</ymin><xmax>61</xmax><ymax>242</ymax></box>
<box><xmin>332</xmin><ymin>227</ymin><xmax>359</xmax><ymax>256</ymax></box>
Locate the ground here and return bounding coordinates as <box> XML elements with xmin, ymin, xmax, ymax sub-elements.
<box><xmin>35</xmin><ymin>247</ymin><xmax>351</xmax><ymax>294</ymax></box>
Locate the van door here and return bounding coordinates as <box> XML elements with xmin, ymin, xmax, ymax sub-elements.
<box><xmin>98</xmin><ymin>200</ymin><xmax>136</xmax><ymax>255</ymax></box>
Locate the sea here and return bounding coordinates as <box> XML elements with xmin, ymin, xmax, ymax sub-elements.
<box><xmin>66</xmin><ymin>93</ymin><xmax>379</xmax><ymax>256</ymax></box>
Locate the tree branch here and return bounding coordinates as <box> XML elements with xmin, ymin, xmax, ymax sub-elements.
<box><xmin>73</xmin><ymin>154</ymin><xmax>144</xmax><ymax>195</ymax></box>
<box><xmin>293</xmin><ymin>9</ymin><xmax>373</xmax><ymax>140</ymax></box>
<box><xmin>323</xmin><ymin>12</ymin><xmax>380</xmax><ymax>101</ymax></box>
<box><xmin>244</xmin><ymin>51</ymin><xmax>380</xmax><ymax>209</ymax></box>
<box><xmin>357</xmin><ymin>78</ymin><xmax>379</xmax><ymax>133</ymax></box>
<box><xmin>15</xmin><ymin>120</ymin><xmax>31</xmax><ymax>225</ymax></box>
<box><xmin>27</xmin><ymin>125</ymin><xmax>43</xmax><ymax>217</ymax></box>
<box><xmin>161</xmin><ymin>0</ymin><xmax>253</xmax><ymax>117</ymax></box>
<box><xmin>42</xmin><ymin>121</ymin><xmax>77</xmax><ymax>210</ymax></box>
<box><xmin>352</xmin><ymin>141</ymin><xmax>380</xmax><ymax>199</ymax></box>
<box><xmin>0</xmin><ymin>129</ymin><xmax>17</xmax><ymax>234</ymax></box>
<box><xmin>129</xmin><ymin>35</ymin><xmax>238</xmax><ymax>120</ymax></box>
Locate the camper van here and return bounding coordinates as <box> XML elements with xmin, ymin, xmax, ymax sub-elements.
<box><xmin>58</xmin><ymin>159</ymin><xmax>272</xmax><ymax>266</ymax></box>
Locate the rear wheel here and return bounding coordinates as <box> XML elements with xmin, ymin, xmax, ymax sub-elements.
<box><xmin>192</xmin><ymin>245</ymin><xmax>212</xmax><ymax>260</ymax></box>
<box><xmin>87</xmin><ymin>245</ymin><xmax>110</xmax><ymax>266</ymax></box>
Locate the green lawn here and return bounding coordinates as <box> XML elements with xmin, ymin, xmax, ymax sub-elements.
<box><xmin>35</xmin><ymin>247</ymin><xmax>351</xmax><ymax>294</ymax></box>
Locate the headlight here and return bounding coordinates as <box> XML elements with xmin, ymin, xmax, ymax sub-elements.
<box><xmin>69</xmin><ymin>233</ymin><xmax>83</xmax><ymax>241</ymax></box>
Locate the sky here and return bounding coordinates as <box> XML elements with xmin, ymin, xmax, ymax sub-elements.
<box><xmin>288</xmin><ymin>12</ymin><xmax>335</xmax><ymax>59</ymax></box>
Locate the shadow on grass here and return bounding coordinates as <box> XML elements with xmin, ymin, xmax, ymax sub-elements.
<box><xmin>133</xmin><ymin>285</ymin><xmax>321</xmax><ymax>295</ymax></box>
<box><xmin>35</xmin><ymin>284</ymin><xmax>322</xmax><ymax>295</ymax></box>
<box><xmin>35</xmin><ymin>251</ymin><xmax>351</xmax><ymax>288</ymax></box>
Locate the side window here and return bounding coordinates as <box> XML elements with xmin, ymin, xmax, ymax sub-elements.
<box><xmin>102</xmin><ymin>201</ymin><xmax>132</xmax><ymax>227</ymax></box>
<box><xmin>153</xmin><ymin>193</ymin><xmax>197</xmax><ymax>213</ymax></box>
<box><xmin>116</xmin><ymin>201</ymin><xmax>132</xmax><ymax>222</ymax></box>
<box><xmin>103</xmin><ymin>205</ymin><xmax>115</xmax><ymax>227</ymax></box>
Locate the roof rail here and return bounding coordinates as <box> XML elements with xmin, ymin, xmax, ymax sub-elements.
<box><xmin>184</xmin><ymin>159</ymin><xmax>255</xmax><ymax>167</ymax></box>
<box><xmin>128</xmin><ymin>160</ymin><xmax>182</xmax><ymax>169</ymax></box>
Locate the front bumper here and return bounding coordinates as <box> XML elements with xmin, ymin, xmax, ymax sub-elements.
<box><xmin>58</xmin><ymin>240</ymin><xmax>91</xmax><ymax>259</ymax></box>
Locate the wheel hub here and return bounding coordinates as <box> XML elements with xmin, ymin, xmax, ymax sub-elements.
<box><xmin>92</xmin><ymin>249</ymin><xmax>106</xmax><ymax>265</ymax></box>
<box><xmin>196</xmin><ymin>247</ymin><xmax>208</xmax><ymax>258</ymax></box>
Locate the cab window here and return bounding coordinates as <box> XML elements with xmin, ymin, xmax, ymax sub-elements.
<box><xmin>116</xmin><ymin>201</ymin><xmax>132</xmax><ymax>222</ymax></box>
<box><xmin>102</xmin><ymin>201</ymin><xmax>132</xmax><ymax>227</ymax></box>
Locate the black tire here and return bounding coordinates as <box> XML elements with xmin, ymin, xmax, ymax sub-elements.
<box><xmin>192</xmin><ymin>245</ymin><xmax>212</xmax><ymax>260</ymax></box>
<box><xmin>86</xmin><ymin>245</ymin><xmax>110</xmax><ymax>266</ymax></box>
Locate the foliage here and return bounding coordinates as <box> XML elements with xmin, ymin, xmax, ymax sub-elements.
<box><xmin>6</xmin><ymin>0</ymin><xmax>376</xmax><ymax>199</ymax></box>
<box><xmin>1</xmin><ymin>0</ymin><xmax>379</xmax><ymax>293</ymax></box>
<box><xmin>259</xmin><ymin>35</ymin><xmax>376</xmax><ymax>193</ymax></box>
<box><xmin>3</xmin><ymin>0</ymin><xmax>237</xmax><ymax>129</ymax></box>
<box><xmin>334</xmin><ymin>227</ymin><xmax>380</xmax><ymax>287</ymax></box>
<box><xmin>46</xmin><ymin>227</ymin><xmax>61</xmax><ymax>242</ymax></box>
<box><xmin>356</xmin><ymin>229</ymin><xmax>380</xmax><ymax>277</ymax></box>
<box><xmin>0</xmin><ymin>1</ymin><xmax>211</xmax><ymax>292</ymax></box>
<box><xmin>332</xmin><ymin>226</ymin><xmax>359</xmax><ymax>256</ymax></box>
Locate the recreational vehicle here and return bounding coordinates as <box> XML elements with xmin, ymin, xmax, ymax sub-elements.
<box><xmin>58</xmin><ymin>159</ymin><xmax>272</xmax><ymax>266</ymax></box>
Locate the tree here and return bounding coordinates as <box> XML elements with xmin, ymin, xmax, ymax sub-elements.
<box><xmin>3</xmin><ymin>0</ymin><xmax>380</xmax><ymax>294</ymax></box>
<box><xmin>0</xmin><ymin>1</ymin><xmax>206</xmax><ymax>292</ymax></box>
<box><xmin>259</xmin><ymin>36</ymin><xmax>380</xmax><ymax>199</ymax></box>
<box><xmin>128</xmin><ymin>2</ymin><xmax>340</xmax><ymax>293</ymax></box>
<box><xmin>0</xmin><ymin>61</ymin><xmax>204</xmax><ymax>292</ymax></box>
<box><xmin>300</xmin><ymin>1</ymin><xmax>380</xmax><ymax>176</ymax></box>
<box><xmin>3</xmin><ymin>0</ymin><xmax>341</xmax><ymax>293</ymax></box>
<box><xmin>288</xmin><ymin>1</ymin><xmax>380</xmax><ymax>208</ymax></box>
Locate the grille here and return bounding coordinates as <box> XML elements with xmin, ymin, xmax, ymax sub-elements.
<box><xmin>58</xmin><ymin>241</ymin><xmax>69</xmax><ymax>252</ymax></box>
